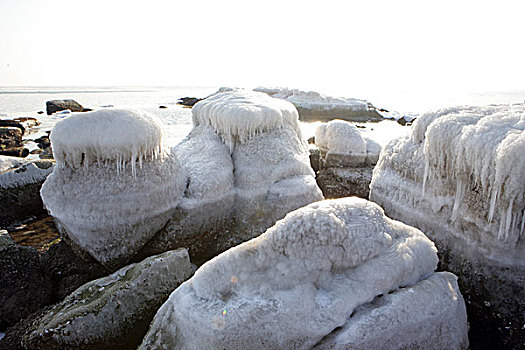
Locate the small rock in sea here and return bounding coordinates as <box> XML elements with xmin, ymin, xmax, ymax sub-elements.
<box><xmin>37</xmin><ymin>111</ymin><xmax>44</xmax><ymax>114</ymax></box>
<box><xmin>177</xmin><ymin>97</ymin><xmax>202</xmax><ymax>107</ymax></box>
<box><xmin>307</xmin><ymin>136</ymin><xmax>315</xmax><ymax>144</ymax></box>
<box><xmin>46</xmin><ymin>99</ymin><xmax>85</xmax><ymax>115</ymax></box>
<box><xmin>159</xmin><ymin>105</ymin><xmax>168</xmax><ymax>109</ymax></box>
<box><xmin>0</xmin><ymin>147</ymin><xmax>29</xmax><ymax>158</ymax></box>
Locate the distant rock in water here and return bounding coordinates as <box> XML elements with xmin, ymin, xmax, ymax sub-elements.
<box><xmin>369</xmin><ymin>103</ymin><xmax>525</xmax><ymax>349</ymax></box>
<box><xmin>254</xmin><ymin>87</ymin><xmax>383</xmax><ymax>122</ymax></box>
<box><xmin>140</xmin><ymin>198</ymin><xmax>468</xmax><ymax>350</ymax></box>
<box><xmin>177</xmin><ymin>97</ymin><xmax>202</xmax><ymax>107</ymax></box>
<box><xmin>46</xmin><ymin>99</ymin><xmax>86</xmax><ymax>115</ymax></box>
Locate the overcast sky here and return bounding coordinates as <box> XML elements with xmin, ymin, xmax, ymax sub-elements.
<box><xmin>1</xmin><ymin>0</ymin><xmax>524</xmax><ymax>99</ymax></box>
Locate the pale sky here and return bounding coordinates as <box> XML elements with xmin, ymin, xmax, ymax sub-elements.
<box><xmin>1</xmin><ymin>0</ymin><xmax>524</xmax><ymax>98</ymax></box>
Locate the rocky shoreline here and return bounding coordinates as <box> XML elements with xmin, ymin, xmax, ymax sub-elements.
<box><xmin>1</xmin><ymin>91</ymin><xmax>523</xmax><ymax>349</ymax></box>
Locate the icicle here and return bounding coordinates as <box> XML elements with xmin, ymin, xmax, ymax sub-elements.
<box><xmin>504</xmin><ymin>201</ymin><xmax>513</xmax><ymax>240</ymax></box>
<box><xmin>422</xmin><ymin>161</ymin><xmax>429</xmax><ymax>196</ymax></box>
<box><xmin>451</xmin><ymin>180</ymin><xmax>465</xmax><ymax>222</ymax></box>
<box><xmin>488</xmin><ymin>188</ymin><xmax>498</xmax><ymax>223</ymax></box>
<box><xmin>520</xmin><ymin>209</ymin><xmax>525</xmax><ymax>236</ymax></box>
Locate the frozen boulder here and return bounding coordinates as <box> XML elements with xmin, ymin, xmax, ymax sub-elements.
<box><xmin>140</xmin><ymin>198</ymin><xmax>468</xmax><ymax>350</ymax></box>
<box><xmin>314</xmin><ymin>120</ymin><xmax>382</xmax><ymax>199</ymax></box>
<box><xmin>254</xmin><ymin>87</ymin><xmax>383</xmax><ymax>122</ymax></box>
<box><xmin>22</xmin><ymin>249</ymin><xmax>192</xmax><ymax>350</ymax></box>
<box><xmin>370</xmin><ymin>103</ymin><xmax>525</xmax><ymax>348</ymax></box>
<box><xmin>139</xmin><ymin>90</ymin><xmax>323</xmax><ymax>264</ymax></box>
<box><xmin>0</xmin><ymin>156</ymin><xmax>55</xmax><ymax>226</ymax></box>
<box><xmin>41</xmin><ymin>109</ymin><xmax>186</xmax><ymax>268</ymax></box>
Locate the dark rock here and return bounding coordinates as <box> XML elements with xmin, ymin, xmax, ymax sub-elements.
<box><xmin>0</xmin><ymin>118</ymin><xmax>39</xmax><ymax>135</ymax></box>
<box><xmin>0</xmin><ymin>245</ymin><xmax>53</xmax><ymax>329</ymax></box>
<box><xmin>379</xmin><ymin>108</ymin><xmax>389</xmax><ymax>113</ymax></box>
<box><xmin>307</xmin><ymin>136</ymin><xmax>315</xmax><ymax>144</ymax></box>
<box><xmin>309</xmin><ymin>148</ymin><xmax>320</xmax><ymax>173</ymax></box>
<box><xmin>46</xmin><ymin>100</ymin><xmax>85</xmax><ymax>115</ymax></box>
<box><xmin>0</xmin><ymin>147</ymin><xmax>29</xmax><ymax>158</ymax></box>
<box><xmin>0</xmin><ymin>238</ymin><xmax>108</xmax><ymax>345</ymax></box>
<box><xmin>177</xmin><ymin>97</ymin><xmax>202</xmax><ymax>107</ymax></box>
<box><xmin>37</xmin><ymin>111</ymin><xmax>44</xmax><ymax>114</ymax></box>
<box><xmin>30</xmin><ymin>149</ymin><xmax>42</xmax><ymax>155</ymax></box>
<box><xmin>0</xmin><ymin>159</ymin><xmax>55</xmax><ymax>227</ymax></box>
<box><xmin>34</xmin><ymin>135</ymin><xmax>51</xmax><ymax>149</ymax></box>
<box><xmin>0</xmin><ymin>127</ymin><xmax>23</xmax><ymax>149</ymax></box>
<box><xmin>316</xmin><ymin>167</ymin><xmax>373</xmax><ymax>199</ymax></box>
<box><xmin>159</xmin><ymin>105</ymin><xmax>168</xmax><ymax>109</ymax></box>
<box><xmin>82</xmin><ymin>108</ymin><xmax>93</xmax><ymax>112</ymax></box>
<box><xmin>397</xmin><ymin>115</ymin><xmax>416</xmax><ymax>126</ymax></box>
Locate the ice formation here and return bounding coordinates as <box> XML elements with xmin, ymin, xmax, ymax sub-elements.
<box><xmin>51</xmin><ymin>109</ymin><xmax>163</xmax><ymax>176</ymax></box>
<box><xmin>140</xmin><ymin>198</ymin><xmax>468</xmax><ymax>350</ymax></box>
<box><xmin>315</xmin><ymin>120</ymin><xmax>381</xmax><ymax>168</ymax></box>
<box><xmin>0</xmin><ymin>156</ymin><xmax>54</xmax><ymax>190</ymax></box>
<box><xmin>254</xmin><ymin>87</ymin><xmax>369</xmax><ymax>111</ymax></box>
<box><xmin>369</xmin><ymin>104</ymin><xmax>525</xmax><ymax>345</ymax></box>
<box><xmin>41</xmin><ymin>109</ymin><xmax>185</xmax><ymax>268</ymax></box>
<box><xmin>142</xmin><ymin>90</ymin><xmax>323</xmax><ymax>264</ymax></box>
<box><xmin>192</xmin><ymin>90</ymin><xmax>302</xmax><ymax>152</ymax></box>
<box><xmin>41</xmin><ymin>92</ymin><xmax>322</xmax><ymax>267</ymax></box>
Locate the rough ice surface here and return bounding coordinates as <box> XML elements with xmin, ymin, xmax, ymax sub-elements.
<box><xmin>42</xmin><ymin>91</ymin><xmax>322</xmax><ymax>267</ymax></box>
<box><xmin>254</xmin><ymin>87</ymin><xmax>369</xmax><ymax>111</ymax></box>
<box><xmin>372</xmin><ymin>104</ymin><xmax>525</xmax><ymax>262</ymax></box>
<box><xmin>192</xmin><ymin>90</ymin><xmax>302</xmax><ymax>153</ymax></box>
<box><xmin>51</xmin><ymin>109</ymin><xmax>163</xmax><ymax>176</ymax></box>
<box><xmin>23</xmin><ymin>249</ymin><xmax>192</xmax><ymax>350</ymax></box>
<box><xmin>41</xmin><ymin>110</ymin><xmax>184</xmax><ymax>268</ymax></box>
<box><xmin>140</xmin><ymin>198</ymin><xmax>468</xmax><ymax>350</ymax></box>
<box><xmin>144</xmin><ymin>90</ymin><xmax>323</xmax><ymax>264</ymax></box>
<box><xmin>369</xmin><ymin>104</ymin><xmax>525</xmax><ymax>345</ymax></box>
<box><xmin>0</xmin><ymin>156</ymin><xmax>54</xmax><ymax>189</ymax></box>
<box><xmin>315</xmin><ymin>120</ymin><xmax>381</xmax><ymax>167</ymax></box>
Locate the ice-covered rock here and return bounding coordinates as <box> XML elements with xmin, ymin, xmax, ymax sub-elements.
<box><xmin>314</xmin><ymin>120</ymin><xmax>382</xmax><ymax>199</ymax></box>
<box><xmin>0</xmin><ymin>156</ymin><xmax>55</xmax><ymax>226</ymax></box>
<box><xmin>41</xmin><ymin>109</ymin><xmax>185</xmax><ymax>268</ymax></box>
<box><xmin>139</xmin><ymin>90</ymin><xmax>323</xmax><ymax>264</ymax></box>
<box><xmin>22</xmin><ymin>249</ymin><xmax>192</xmax><ymax>350</ymax></box>
<box><xmin>254</xmin><ymin>87</ymin><xmax>383</xmax><ymax>122</ymax></box>
<box><xmin>370</xmin><ymin>103</ymin><xmax>525</xmax><ymax>348</ymax></box>
<box><xmin>140</xmin><ymin>198</ymin><xmax>467</xmax><ymax>350</ymax></box>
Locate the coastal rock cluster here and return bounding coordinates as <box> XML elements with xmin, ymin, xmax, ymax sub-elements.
<box><xmin>370</xmin><ymin>103</ymin><xmax>525</xmax><ymax>348</ymax></box>
<box><xmin>6</xmin><ymin>90</ymin><xmax>521</xmax><ymax>349</ymax></box>
<box><xmin>40</xmin><ymin>91</ymin><xmax>323</xmax><ymax>268</ymax></box>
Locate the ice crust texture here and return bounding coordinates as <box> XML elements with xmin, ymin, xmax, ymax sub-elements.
<box><xmin>51</xmin><ymin>109</ymin><xmax>163</xmax><ymax>176</ymax></box>
<box><xmin>371</xmin><ymin>103</ymin><xmax>525</xmax><ymax>263</ymax></box>
<box><xmin>41</xmin><ymin>91</ymin><xmax>323</xmax><ymax>267</ymax></box>
<box><xmin>254</xmin><ymin>87</ymin><xmax>369</xmax><ymax>111</ymax></box>
<box><xmin>315</xmin><ymin>120</ymin><xmax>381</xmax><ymax>167</ymax></box>
<box><xmin>140</xmin><ymin>198</ymin><xmax>468</xmax><ymax>350</ymax></box>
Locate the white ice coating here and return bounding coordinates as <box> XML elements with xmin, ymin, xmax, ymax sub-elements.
<box><xmin>254</xmin><ymin>87</ymin><xmax>369</xmax><ymax>111</ymax></box>
<box><xmin>50</xmin><ymin>109</ymin><xmax>163</xmax><ymax>176</ymax></box>
<box><xmin>139</xmin><ymin>198</ymin><xmax>451</xmax><ymax>350</ymax></box>
<box><xmin>314</xmin><ymin>120</ymin><xmax>381</xmax><ymax>167</ymax></box>
<box><xmin>0</xmin><ymin>156</ymin><xmax>54</xmax><ymax>189</ymax></box>
<box><xmin>192</xmin><ymin>90</ymin><xmax>302</xmax><ymax>153</ymax></box>
<box><xmin>370</xmin><ymin>103</ymin><xmax>525</xmax><ymax>264</ymax></box>
<box><xmin>316</xmin><ymin>120</ymin><xmax>366</xmax><ymax>155</ymax></box>
<box><xmin>418</xmin><ymin>104</ymin><xmax>525</xmax><ymax>240</ymax></box>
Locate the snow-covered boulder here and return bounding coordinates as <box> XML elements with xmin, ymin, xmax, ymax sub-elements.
<box><xmin>0</xmin><ymin>156</ymin><xmax>54</xmax><ymax>226</ymax></box>
<box><xmin>22</xmin><ymin>249</ymin><xmax>192</xmax><ymax>350</ymax></box>
<box><xmin>314</xmin><ymin>120</ymin><xmax>382</xmax><ymax>199</ymax></box>
<box><xmin>140</xmin><ymin>198</ymin><xmax>468</xmax><ymax>350</ymax></box>
<box><xmin>41</xmin><ymin>109</ymin><xmax>186</xmax><ymax>268</ymax></box>
<box><xmin>369</xmin><ymin>104</ymin><xmax>525</xmax><ymax>348</ymax></box>
<box><xmin>140</xmin><ymin>90</ymin><xmax>323</xmax><ymax>264</ymax></box>
<box><xmin>254</xmin><ymin>87</ymin><xmax>383</xmax><ymax>122</ymax></box>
